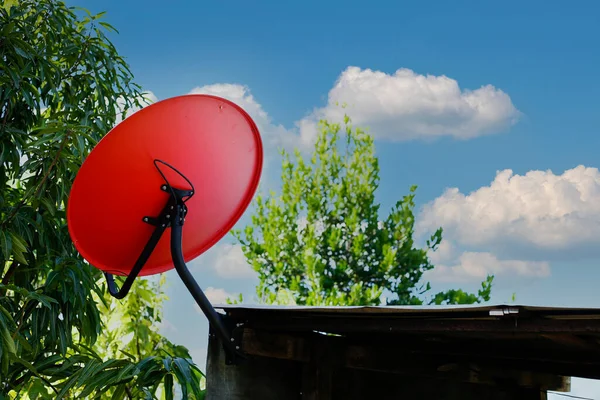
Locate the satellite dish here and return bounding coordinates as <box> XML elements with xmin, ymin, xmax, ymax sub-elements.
<box><xmin>67</xmin><ymin>94</ymin><xmax>263</xmax><ymax>363</ymax></box>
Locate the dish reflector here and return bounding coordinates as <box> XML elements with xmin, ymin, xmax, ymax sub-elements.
<box><xmin>67</xmin><ymin>94</ymin><xmax>263</xmax><ymax>276</ymax></box>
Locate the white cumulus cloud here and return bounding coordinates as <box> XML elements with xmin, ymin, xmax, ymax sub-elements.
<box><xmin>201</xmin><ymin>287</ymin><xmax>235</xmax><ymax>304</ymax></box>
<box><xmin>426</xmin><ymin>242</ymin><xmax>550</xmax><ymax>283</ymax></box>
<box><xmin>188</xmin><ymin>83</ymin><xmax>298</xmax><ymax>151</ymax></box>
<box><xmin>211</xmin><ymin>243</ymin><xmax>255</xmax><ymax>279</ymax></box>
<box><xmin>189</xmin><ymin>242</ymin><xmax>255</xmax><ymax>279</ymax></box>
<box><xmin>418</xmin><ymin>165</ymin><xmax>600</xmax><ymax>259</ymax></box>
<box><xmin>299</xmin><ymin>66</ymin><xmax>520</xmax><ymax>144</ymax></box>
<box><xmin>124</xmin><ymin>67</ymin><xmax>520</xmax><ymax>168</ymax></box>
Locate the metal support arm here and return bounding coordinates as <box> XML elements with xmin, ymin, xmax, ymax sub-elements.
<box><xmin>104</xmin><ymin>160</ymin><xmax>244</xmax><ymax>364</ymax></box>
<box><xmin>105</xmin><ymin>200</ymin><xmax>170</xmax><ymax>299</ymax></box>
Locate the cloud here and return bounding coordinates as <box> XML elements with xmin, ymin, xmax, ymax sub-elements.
<box><xmin>189</xmin><ymin>241</ymin><xmax>255</xmax><ymax>279</ymax></box>
<box><xmin>426</xmin><ymin>241</ymin><xmax>550</xmax><ymax>283</ymax></box>
<box><xmin>418</xmin><ymin>165</ymin><xmax>600</xmax><ymax>259</ymax></box>
<box><xmin>211</xmin><ymin>243</ymin><xmax>255</xmax><ymax>279</ymax></box>
<box><xmin>188</xmin><ymin>67</ymin><xmax>520</xmax><ymax>155</ymax></box>
<box><xmin>188</xmin><ymin>84</ymin><xmax>298</xmax><ymax>151</ymax></box>
<box><xmin>111</xmin><ymin>68</ymin><xmax>520</xmax><ymax>205</ymax></box>
<box><xmin>121</xmin><ymin>67</ymin><xmax>520</xmax><ymax>186</ymax></box>
<box><xmin>200</xmin><ymin>287</ymin><xmax>235</xmax><ymax>304</ymax></box>
<box><xmin>299</xmin><ymin>66</ymin><xmax>520</xmax><ymax>143</ymax></box>
<box><xmin>428</xmin><ymin>240</ymin><xmax>457</xmax><ymax>265</ymax></box>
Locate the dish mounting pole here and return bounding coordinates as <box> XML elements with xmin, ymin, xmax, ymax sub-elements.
<box><xmin>103</xmin><ymin>160</ymin><xmax>244</xmax><ymax>365</ymax></box>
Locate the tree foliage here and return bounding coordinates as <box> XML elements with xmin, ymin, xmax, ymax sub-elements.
<box><xmin>0</xmin><ymin>1</ymin><xmax>202</xmax><ymax>398</ymax></box>
<box><xmin>234</xmin><ymin>116</ymin><xmax>493</xmax><ymax>306</ymax></box>
<box><xmin>90</xmin><ymin>276</ymin><xmax>205</xmax><ymax>399</ymax></box>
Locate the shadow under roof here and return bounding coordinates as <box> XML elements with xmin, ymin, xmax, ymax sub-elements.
<box><xmin>214</xmin><ymin>303</ymin><xmax>600</xmax><ymax>380</ymax></box>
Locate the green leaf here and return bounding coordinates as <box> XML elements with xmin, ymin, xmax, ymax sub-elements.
<box><xmin>13</xmin><ymin>355</ymin><xmax>41</xmax><ymax>377</ymax></box>
<box><xmin>13</xmin><ymin>45</ymin><xmax>30</xmax><ymax>59</ymax></box>
<box><xmin>76</xmin><ymin>359</ymin><xmax>101</xmax><ymax>387</ymax></box>
<box><xmin>164</xmin><ymin>374</ymin><xmax>174</xmax><ymax>400</ymax></box>
<box><xmin>171</xmin><ymin>360</ymin><xmax>188</xmax><ymax>400</ymax></box>
<box><xmin>172</xmin><ymin>358</ymin><xmax>193</xmax><ymax>382</ymax></box>
<box><xmin>1</xmin><ymin>0</ymin><xmax>19</xmax><ymax>13</ymax></box>
<box><xmin>9</xmin><ymin>231</ymin><xmax>27</xmax><ymax>254</ymax></box>
<box><xmin>98</xmin><ymin>21</ymin><xmax>118</xmax><ymax>33</ymax></box>
<box><xmin>56</xmin><ymin>368</ymin><xmax>83</xmax><ymax>399</ymax></box>
<box><xmin>6</xmin><ymin>66</ymin><xmax>20</xmax><ymax>87</ymax></box>
<box><xmin>1</xmin><ymin>324</ymin><xmax>16</xmax><ymax>355</ymax></box>
<box><xmin>0</xmin><ymin>231</ymin><xmax>12</xmax><ymax>260</ymax></box>
<box><xmin>111</xmin><ymin>384</ymin><xmax>127</xmax><ymax>400</ymax></box>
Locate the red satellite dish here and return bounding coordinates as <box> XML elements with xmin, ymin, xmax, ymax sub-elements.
<box><xmin>67</xmin><ymin>94</ymin><xmax>262</xmax><ymax>363</ymax></box>
<box><xmin>67</xmin><ymin>94</ymin><xmax>262</xmax><ymax>276</ymax></box>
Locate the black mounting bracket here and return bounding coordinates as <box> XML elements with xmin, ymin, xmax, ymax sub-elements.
<box><xmin>104</xmin><ymin>159</ymin><xmax>246</xmax><ymax>365</ymax></box>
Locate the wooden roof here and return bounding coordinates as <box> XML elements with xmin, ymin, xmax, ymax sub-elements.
<box><xmin>215</xmin><ymin>304</ymin><xmax>600</xmax><ymax>382</ymax></box>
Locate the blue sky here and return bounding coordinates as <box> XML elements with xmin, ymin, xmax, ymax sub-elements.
<box><xmin>74</xmin><ymin>0</ymin><xmax>600</xmax><ymax>397</ymax></box>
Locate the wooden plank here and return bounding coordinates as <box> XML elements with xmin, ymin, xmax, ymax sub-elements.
<box><xmin>238</xmin><ymin>328</ymin><xmax>571</xmax><ymax>391</ymax></box>
<box><xmin>205</xmin><ymin>331</ymin><xmax>302</xmax><ymax>400</ymax></box>
<box><xmin>301</xmin><ymin>337</ymin><xmax>334</xmax><ymax>400</ymax></box>
<box><xmin>345</xmin><ymin>344</ymin><xmax>571</xmax><ymax>391</ymax></box>
<box><xmin>333</xmin><ymin>369</ymin><xmax>549</xmax><ymax>400</ymax></box>
<box><xmin>241</xmin><ymin>328</ymin><xmax>310</xmax><ymax>362</ymax></box>
<box><xmin>245</xmin><ymin>313</ymin><xmax>600</xmax><ymax>335</ymax></box>
<box><xmin>540</xmin><ymin>333</ymin><xmax>600</xmax><ymax>353</ymax></box>
<box><xmin>207</xmin><ymin>327</ymin><xmax>567</xmax><ymax>400</ymax></box>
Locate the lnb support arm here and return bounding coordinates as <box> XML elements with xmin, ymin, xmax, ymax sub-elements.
<box><xmin>104</xmin><ymin>159</ymin><xmax>245</xmax><ymax>365</ymax></box>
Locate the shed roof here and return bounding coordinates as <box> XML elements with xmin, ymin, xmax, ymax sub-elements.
<box><xmin>215</xmin><ymin>303</ymin><xmax>600</xmax><ymax>381</ymax></box>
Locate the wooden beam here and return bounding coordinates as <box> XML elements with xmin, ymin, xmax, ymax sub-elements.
<box><xmin>244</xmin><ymin>313</ymin><xmax>600</xmax><ymax>335</ymax></box>
<box><xmin>241</xmin><ymin>328</ymin><xmax>310</xmax><ymax>362</ymax></box>
<box><xmin>345</xmin><ymin>344</ymin><xmax>570</xmax><ymax>391</ymax></box>
<box><xmin>540</xmin><ymin>333</ymin><xmax>600</xmax><ymax>354</ymax></box>
<box><xmin>239</xmin><ymin>328</ymin><xmax>571</xmax><ymax>391</ymax></box>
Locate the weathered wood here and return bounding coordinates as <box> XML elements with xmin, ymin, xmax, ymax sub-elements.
<box><xmin>242</xmin><ymin>328</ymin><xmax>310</xmax><ymax>362</ymax></box>
<box><xmin>205</xmin><ymin>332</ymin><xmax>302</xmax><ymax>400</ymax></box>
<box><xmin>243</xmin><ymin>312</ymin><xmax>600</xmax><ymax>335</ymax></box>
<box><xmin>540</xmin><ymin>333</ymin><xmax>600</xmax><ymax>353</ymax></box>
<box><xmin>206</xmin><ymin>326</ymin><xmax>572</xmax><ymax>399</ymax></box>
<box><xmin>301</xmin><ymin>338</ymin><xmax>335</xmax><ymax>400</ymax></box>
<box><xmin>345</xmin><ymin>344</ymin><xmax>571</xmax><ymax>392</ymax></box>
<box><xmin>217</xmin><ymin>303</ymin><xmax>600</xmax><ymax>388</ymax></box>
<box><xmin>238</xmin><ymin>328</ymin><xmax>570</xmax><ymax>392</ymax></box>
<box><xmin>333</xmin><ymin>370</ymin><xmax>548</xmax><ymax>400</ymax></box>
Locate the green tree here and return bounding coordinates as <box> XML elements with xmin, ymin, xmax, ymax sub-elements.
<box><xmin>0</xmin><ymin>1</ymin><xmax>203</xmax><ymax>398</ymax></box>
<box><xmin>234</xmin><ymin>116</ymin><xmax>493</xmax><ymax>306</ymax></box>
<box><xmin>90</xmin><ymin>276</ymin><xmax>205</xmax><ymax>399</ymax></box>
